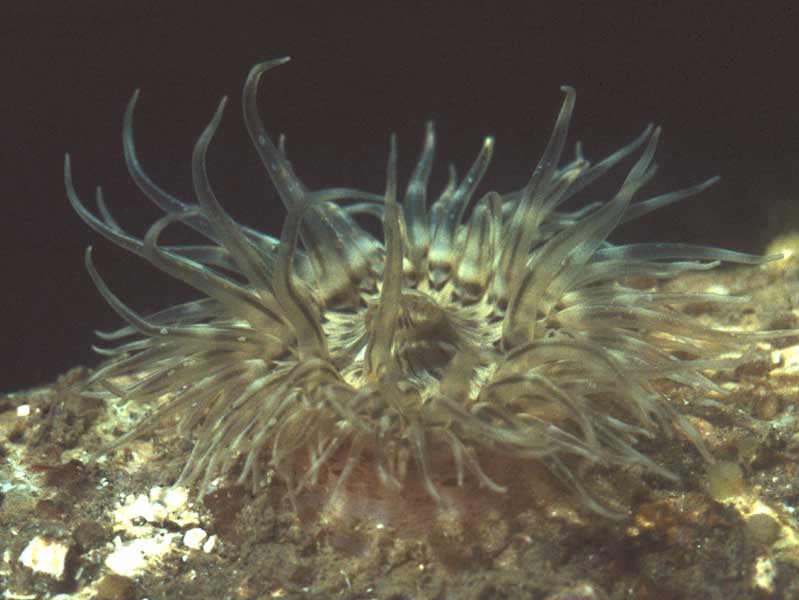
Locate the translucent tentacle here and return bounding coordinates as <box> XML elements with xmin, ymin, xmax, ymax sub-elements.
<box><xmin>404</xmin><ymin>121</ymin><xmax>436</xmax><ymax>275</ymax></box>
<box><xmin>365</xmin><ymin>135</ymin><xmax>402</xmax><ymax>378</ymax></box>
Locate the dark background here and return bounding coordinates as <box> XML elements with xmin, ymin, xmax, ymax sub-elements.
<box><xmin>3</xmin><ymin>1</ymin><xmax>799</xmax><ymax>391</ymax></box>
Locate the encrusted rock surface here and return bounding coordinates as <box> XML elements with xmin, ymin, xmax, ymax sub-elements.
<box><xmin>1</xmin><ymin>256</ymin><xmax>798</xmax><ymax>599</ymax></box>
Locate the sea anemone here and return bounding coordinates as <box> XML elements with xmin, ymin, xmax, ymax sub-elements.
<box><xmin>65</xmin><ymin>58</ymin><xmax>778</xmax><ymax>519</ymax></box>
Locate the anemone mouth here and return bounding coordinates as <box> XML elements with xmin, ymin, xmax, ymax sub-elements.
<box><xmin>66</xmin><ymin>57</ymin><xmax>785</xmax><ymax>518</ymax></box>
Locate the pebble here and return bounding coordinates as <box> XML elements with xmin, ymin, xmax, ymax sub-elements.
<box><xmin>706</xmin><ymin>461</ymin><xmax>744</xmax><ymax>501</ymax></box>
<box><xmin>183</xmin><ymin>527</ymin><xmax>208</xmax><ymax>550</ymax></box>
<box><xmin>745</xmin><ymin>512</ymin><xmax>782</xmax><ymax>546</ymax></box>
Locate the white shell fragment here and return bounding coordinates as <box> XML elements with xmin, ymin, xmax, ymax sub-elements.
<box><xmin>114</xmin><ymin>486</ymin><xmax>198</xmax><ymax>530</ymax></box>
<box><xmin>105</xmin><ymin>534</ymin><xmax>177</xmax><ymax>578</ymax></box>
<box><xmin>18</xmin><ymin>536</ymin><xmax>71</xmax><ymax>579</ymax></box>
